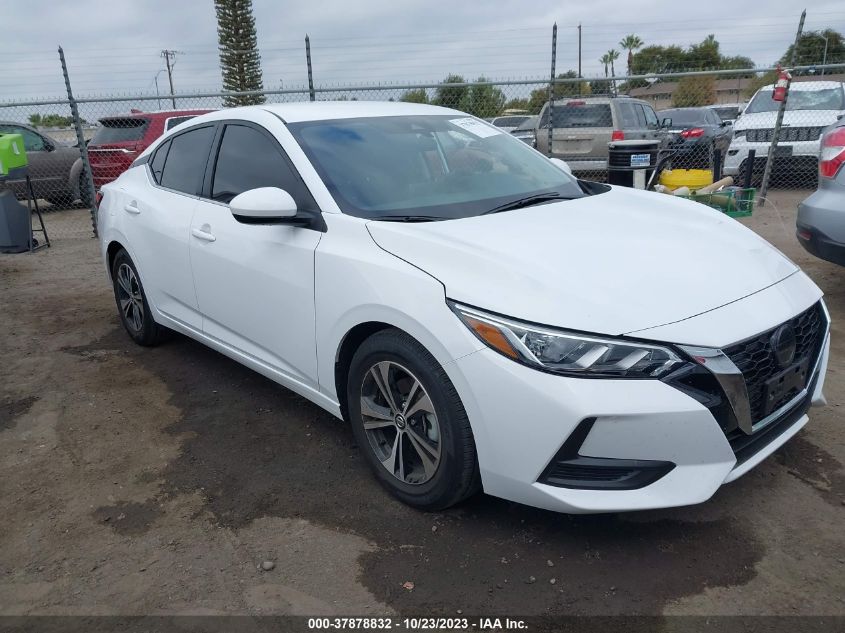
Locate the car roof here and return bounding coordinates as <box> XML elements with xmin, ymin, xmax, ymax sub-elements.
<box><xmin>188</xmin><ymin>101</ymin><xmax>463</xmax><ymax>124</ymax></box>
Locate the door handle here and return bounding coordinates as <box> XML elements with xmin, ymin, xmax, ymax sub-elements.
<box><xmin>191</xmin><ymin>227</ymin><xmax>216</xmax><ymax>242</ymax></box>
<box><xmin>124</xmin><ymin>202</ymin><xmax>140</xmax><ymax>214</ymax></box>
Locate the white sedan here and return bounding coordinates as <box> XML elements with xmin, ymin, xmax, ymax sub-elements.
<box><xmin>98</xmin><ymin>102</ymin><xmax>830</xmax><ymax>513</ymax></box>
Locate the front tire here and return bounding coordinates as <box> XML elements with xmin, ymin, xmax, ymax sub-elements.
<box><xmin>111</xmin><ymin>249</ymin><xmax>166</xmax><ymax>346</ymax></box>
<box><xmin>347</xmin><ymin>328</ymin><xmax>480</xmax><ymax>510</ymax></box>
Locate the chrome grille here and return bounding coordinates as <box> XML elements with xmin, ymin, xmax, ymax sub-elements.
<box><xmin>746</xmin><ymin>127</ymin><xmax>825</xmax><ymax>143</ymax></box>
<box><xmin>722</xmin><ymin>302</ymin><xmax>826</xmax><ymax>425</ymax></box>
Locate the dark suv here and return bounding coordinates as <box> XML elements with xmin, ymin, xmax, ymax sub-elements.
<box><xmin>82</xmin><ymin>109</ymin><xmax>213</xmax><ymax>189</ymax></box>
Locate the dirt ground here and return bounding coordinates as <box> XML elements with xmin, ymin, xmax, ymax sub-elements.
<box><xmin>1</xmin><ymin>190</ymin><xmax>843</xmax><ymax>619</ymax></box>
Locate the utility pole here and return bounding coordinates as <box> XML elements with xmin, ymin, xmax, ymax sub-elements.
<box><xmin>305</xmin><ymin>35</ymin><xmax>315</xmax><ymax>102</ymax></box>
<box><xmin>759</xmin><ymin>10</ymin><xmax>805</xmax><ymax>206</ymax></box>
<box><xmin>160</xmin><ymin>49</ymin><xmax>180</xmax><ymax>109</ymax></box>
<box><xmin>577</xmin><ymin>23</ymin><xmax>582</xmax><ymax>96</ymax></box>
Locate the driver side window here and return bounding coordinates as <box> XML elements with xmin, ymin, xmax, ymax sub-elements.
<box><xmin>210</xmin><ymin>123</ymin><xmax>315</xmax><ymax>210</ymax></box>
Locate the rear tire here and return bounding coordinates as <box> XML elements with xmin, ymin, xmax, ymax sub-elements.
<box><xmin>111</xmin><ymin>249</ymin><xmax>166</xmax><ymax>347</ymax></box>
<box><xmin>346</xmin><ymin>328</ymin><xmax>480</xmax><ymax>510</ymax></box>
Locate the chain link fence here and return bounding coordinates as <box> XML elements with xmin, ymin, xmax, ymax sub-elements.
<box><xmin>2</xmin><ymin>65</ymin><xmax>843</xmax><ymax>241</ymax></box>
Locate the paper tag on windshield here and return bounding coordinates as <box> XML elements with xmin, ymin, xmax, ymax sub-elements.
<box><xmin>449</xmin><ymin>117</ymin><xmax>502</xmax><ymax>138</ymax></box>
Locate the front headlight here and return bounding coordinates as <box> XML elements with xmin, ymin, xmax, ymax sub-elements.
<box><xmin>451</xmin><ymin>303</ymin><xmax>685</xmax><ymax>379</ymax></box>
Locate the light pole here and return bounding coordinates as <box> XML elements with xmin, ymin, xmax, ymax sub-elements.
<box><xmin>153</xmin><ymin>69</ymin><xmax>165</xmax><ymax>110</ymax></box>
<box><xmin>819</xmin><ymin>34</ymin><xmax>829</xmax><ymax>75</ymax></box>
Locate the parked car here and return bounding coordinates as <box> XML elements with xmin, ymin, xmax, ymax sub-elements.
<box><xmin>99</xmin><ymin>102</ymin><xmax>829</xmax><ymax>514</ymax></box>
<box><xmin>0</xmin><ymin>121</ymin><xmax>83</xmax><ymax>206</ymax></box>
<box><xmin>490</xmin><ymin>115</ymin><xmax>530</xmax><ymax>132</ymax></box>
<box><xmin>707</xmin><ymin>103</ymin><xmax>744</xmax><ymax>125</ymax></box>
<box><xmin>724</xmin><ymin>81</ymin><xmax>845</xmax><ymax>181</ymax></box>
<box><xmin>535</xmin><ymin>97</ymin><xmax>666</xmax><ymax>176</ymax></box>
<box><xmin>510</xmin><ymin>115</ymin><xmax>538</xmax><ymax>146</ymax></box>
<box><xmin>74</xmin><ymin>109</ymin><xmax>214</xmax><ymax>193</ymax></box>
<box><xmin>797</xmin><ymin>118</ymin><xmax>845</xmax><ymax>266</ymax></box>
<box><xmin>660</xmin><ymin>107</ymin><xmax>733</xmax><ymax>169</ymax></box>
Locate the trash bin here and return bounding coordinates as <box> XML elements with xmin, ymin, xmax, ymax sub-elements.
<box><xmin>607</xmin><ymin>140</ymin><xmax>661</xmax><ymax>189</ymax></box>
<box><xmin>0</xmin><ymin>188</ymin><xmax>32</xmax><ymax>253</ymax></box>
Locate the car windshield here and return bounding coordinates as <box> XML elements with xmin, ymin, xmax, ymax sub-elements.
<box><xmin>288</xmin><ymin>115</ymin><xmax>587</xmax><ymax>220</ymax></box>
<box><xmin>661</xmin><ymin>109</ymin><xmax>708</xmax><ymax>126</ymax></box>
<box><xmin>514</xmin><ymin>116</ymin><xmax>538</xmax><ymax>132</ymax></box>
<box><xmin>744</xmin><ymin>87</ymin><xmax>845</xmax><ymax>113</ymax></box>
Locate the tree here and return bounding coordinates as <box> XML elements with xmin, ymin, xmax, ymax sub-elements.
<box><xmin>526</xmin><ymin>71</ymin><xmax>591</xmax><ymax>114</ymax></box>
<box><xmin>600</xmin><ymin>53</ymin><xmax>612</xmax><ymax>77</ymax></box>
<box><xmin>214</xmin><ymin>0</ymin><xmax>265</xmax><ymax>106</ymax></box>
<box><xmin>503</xmin><ymin>98</ymin><xmax>529</xmax><ymax>112</ymax></box>
<box><xmin>466</xmin><ymin>78</ymin><xmax>506</xmax><ymax>118</ymax></box>
<box><xmin>432</xmin><ymin>74</ymin><xmax>469</xmax><ymax>110</ymax></box>
<box><xmin>27</xmin><ymin>113</ymin><xmax>80</xmax><ymax>128</ymax></box>
<box><xmin>672</xmin><ymin>75</ymin><xmax>716</xmax><ymax>107</ymax></box>
<box><xmin>399</xmin><ymin>88</ymin><xmax>429</xmax><ymax>104</ymax></box>
<box><xmin>781</xmin><ymin>29</ymin><xmax>845</xmax><ymax>74</ymax></box>
<box><xmin>631</xmin><ymin>44</ymin><xmax>686</xmax><ymax>75</ymax></box>
<box><xmin>590</xmin><ymin>79</ymin><xmax>613</xmax><ymax>96</ymax></box>
<box><xmin>607</xmin><ymin>49</ymin><xmax>620</xmax><ymax>77</ymax></box>
<box><xmin>619</xmin><ymin>34</ymin><xmax>644</xmax><ymax>74</ymax></box>
<box><xmin>686</xmin><ymin>34</ymin><xmax>720</xmax><ymax>69</ymax></box>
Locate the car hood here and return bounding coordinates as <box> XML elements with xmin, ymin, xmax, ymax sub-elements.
<box><xmin>734</xmin><ymin>110</ymin><xmax>844</xmax><ymax>131</ymax></box>
<box><xmin>366</xmin><ymin>186</ymin><xmax>798</xmax><ymax>336</ymax></box>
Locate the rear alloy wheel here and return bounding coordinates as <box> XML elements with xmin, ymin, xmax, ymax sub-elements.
<box><xmin>111</xmin><ymin>249</ymin><xmax>166</xmax><ymax>346</ymax></box>
<box><xmin>347</xmin><ymin>328</ymin><xmax>480</xmax><ymax>510</ymax></box>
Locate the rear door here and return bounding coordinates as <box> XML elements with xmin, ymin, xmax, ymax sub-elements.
<box><xmin>617</xmin><ymin>102</ymin><xmax>646</xmax><ymax>139</ymax></box>
<box><xmin>544</xmin><ymin>101</ymin><xmax>613</xmax><ymax>160</ymax></box>
<box><xmin>88</xmin><ymin>117</ymin><xmax>150</xmax><ymax>187</ymax></box>
<box><xmin>121</xmin><ymin>123</ymin><xmax>216</xmax><ymax>330</ymax></box>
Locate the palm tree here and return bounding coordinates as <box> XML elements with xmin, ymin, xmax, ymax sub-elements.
<box><xmin>607</xmin><ymin>49</ymin><xmax>620</xmax><ymax>77</ymax></box>
<box><xmin>600</xmin><ymin>53</ymin><xmax>611</xmax><ymax>77</ymax></box>
<box><xmin>619</xmin><ymin>34</ymin><xmax>644</xmax><ymax>75</ymax></box>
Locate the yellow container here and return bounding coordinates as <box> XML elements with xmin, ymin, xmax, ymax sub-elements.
<box><xmin>659</xmin><ymin>168</ymin><xmax>713</xmax><ymax>191</ymax></box>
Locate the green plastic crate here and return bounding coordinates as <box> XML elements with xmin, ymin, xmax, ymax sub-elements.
<box><xmin>0</xmin><ymin>133</ymin><xmax>28</xmax><ymax>177</ymax></box>
<box><xmin>679</xmin><ymin>187</ymin><xmax>755</xmax><ymax>218</ymax></box>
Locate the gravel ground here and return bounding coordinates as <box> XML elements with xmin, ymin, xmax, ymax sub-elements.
<box><xmin>0</xmin><ymin>191</ymin><xmax>843</xmax><ymax>618</ymax></box>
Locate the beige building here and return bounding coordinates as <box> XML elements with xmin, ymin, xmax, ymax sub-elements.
<box><xmin>628</xmin><ymin>73</ymin><xmax>845</xmax><ymax>112</ymax></box>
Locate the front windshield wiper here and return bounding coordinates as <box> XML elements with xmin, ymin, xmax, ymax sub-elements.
<box><xmin>371</xmin><ymin>215</ymin><xmax>446</xmax><ymax>223</ymax></box>
<box><xmin>482</xmin><ymin>192</ymin><xmax>573</xmax><ymax>215</ymax></box>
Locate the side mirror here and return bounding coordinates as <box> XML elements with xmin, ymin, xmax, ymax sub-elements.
<box><xmin>720</xmin><ymin>120</ymin><xmax>731</xmax><ymax>127</ymax></box>
<box><xmin>661</xmin><ymin>117</ymin><xmax>672</xmax><ymax>128</ymax></box>
<box><xmin>43</xmin><ymin>140</ymin><xmax>55</xmax><ymax>152</ymax></box>
<box><xmin>229</xmin><ymin>187</ymin><xmax>298</xmax><ymax>224</ymax></box>
<box><xmin>549</xmin><ymin>157</ymin><xmax>572</xmax><ymax>175</ymax></box>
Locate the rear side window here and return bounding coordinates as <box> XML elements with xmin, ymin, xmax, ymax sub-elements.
<box><xmin>148</xmin><ymin>140</ymin><xmax>170</xmax><ymax>184</ymax></box>
<box><xmin>92</xmin><ymin>118</ymin><xmax>149</xmax><ymax>144</ymax></box>
<box><xmin>541</xmin><ymin>103</ymin><xmax>612</xmax><ymax>128</ymax></box>
<box><xmin>159</xmin><ymin>125</ymin><xmax>215</xmax><ymax>195</ymax></box>
<box><xmin>210</xmin><ymin>124</ymin><xmax>312</xmax><ymax>207</ymax></box>
<box><xmin>618</xmin><ymin>103</ymin><xmax>640</xmax><ymax>128</ymax></box>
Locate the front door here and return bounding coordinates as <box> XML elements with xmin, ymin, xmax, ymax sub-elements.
<box><xmin>189</xmin><ymin>121</ymin><xmax>322</xmax><ymax>389</ymax></box>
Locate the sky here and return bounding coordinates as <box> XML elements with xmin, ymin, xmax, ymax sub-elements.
<box><xmin>3</xmin><ymin>0</ymin><xmax>844</xmax><ymax>104</ymax></box>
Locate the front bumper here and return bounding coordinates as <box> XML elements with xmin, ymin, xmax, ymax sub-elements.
<box><xmin>724</xmin><ymin>138</ymin><xmax>819</xmax><ymax>176</ymax></box>
<box><xmin>447</xmin><ymin>282</ymin><xmax>829</xmax><ymax>514</ymax></box>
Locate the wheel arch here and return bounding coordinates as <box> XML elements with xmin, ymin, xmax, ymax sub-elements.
<box><xmin>334</xmin><ymin>321</ymin><xmax>395</xmax><ymax>422</ymax></box>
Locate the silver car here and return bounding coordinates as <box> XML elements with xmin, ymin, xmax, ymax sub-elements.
<box><xmin>534</xmin><ymin>96</ymin><xmax>665</xmax><ymax>176</ymax></box>
<box><xmin>797</xmin><ymin>117</ymin><xmax>845</xmax><ymax>266</ymax></box>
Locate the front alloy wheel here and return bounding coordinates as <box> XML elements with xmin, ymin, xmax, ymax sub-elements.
<box><xmin>347</xmin><ymin>328</ymin><xmax>479</xmax><ymax>510</ymax></box>
<box><xmin>116</xmin><ymin>263</ymin><xmax>144</xmax><ymax>334</ymax></box>
<box><xmin>360</xmin><ymin>361</ymin><xmax>442</xmax><ymax>485</ymax></box>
